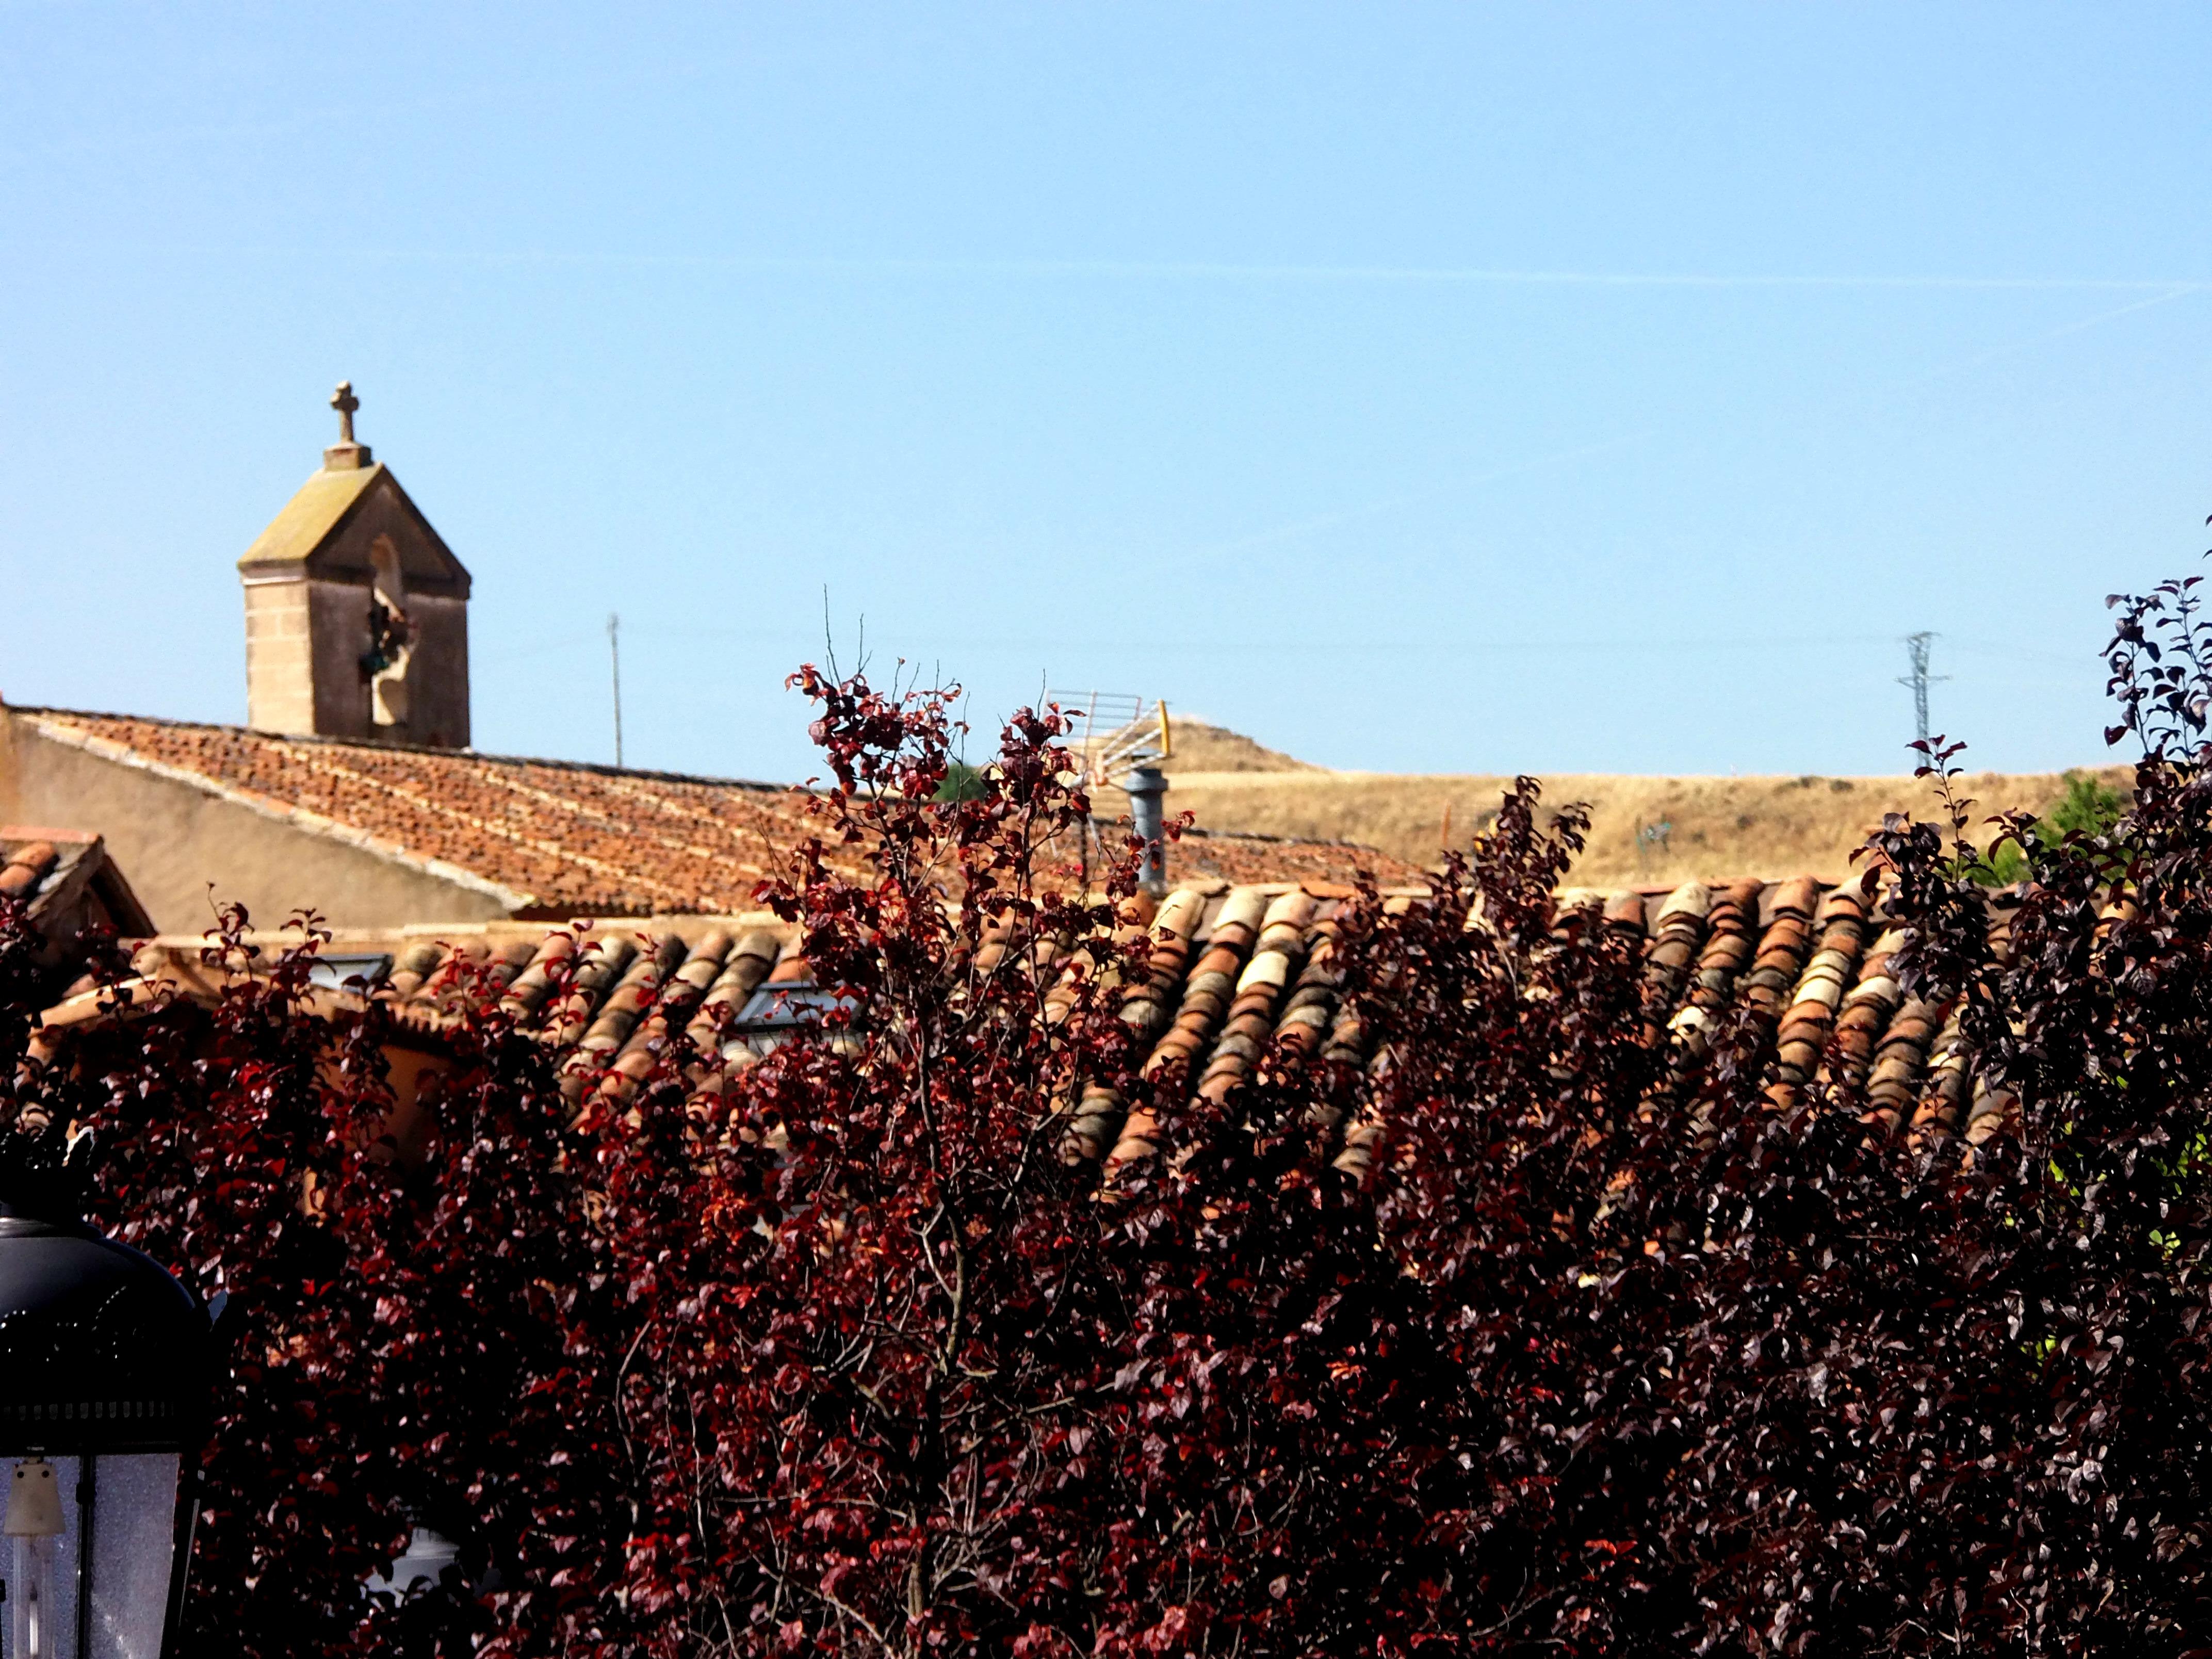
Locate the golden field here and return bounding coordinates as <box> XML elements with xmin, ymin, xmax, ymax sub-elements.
<box><xmin>1102</xmin><ymin>722</ymin><xmax>2127</xmax><ymax>888</ymax></box>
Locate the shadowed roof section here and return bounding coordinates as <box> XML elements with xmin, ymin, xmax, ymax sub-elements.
<box><xmin>18</xmin><ymin>710</ymin><xmax>1420</xmax><ymax>918</ymax></box>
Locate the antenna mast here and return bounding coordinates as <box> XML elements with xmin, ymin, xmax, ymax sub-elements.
<box><xmin>609</xmin><ymin>612</ymin><xmax>625</xmax><ymax>768</ymax></box>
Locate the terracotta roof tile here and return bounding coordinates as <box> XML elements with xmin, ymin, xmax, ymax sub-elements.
<box><xmin>21</xmin><ymin>710</ymin><xmax>1416</xmax><ymax>913</ymax></box>
<box><xmin>0</xmin><ymin>841</ymin><xmax>61</xmax><ymax>901</ymax></box>
<box><xmin>43</xmin><ymin>872</ymin><xmax>2025</xmax><ymax>1179</ymax></box>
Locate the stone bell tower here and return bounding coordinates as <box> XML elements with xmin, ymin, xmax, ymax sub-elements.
<box><xmin>238</xmin><ymin>383</ymin><xmax>472</xmax><ymax>747</ymax></box>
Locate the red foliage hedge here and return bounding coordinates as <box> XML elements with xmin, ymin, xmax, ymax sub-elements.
<box><xmin>8</xmin><ymin>576</ymin><xmax>2212</xmax><ymax>1656</ymax></box>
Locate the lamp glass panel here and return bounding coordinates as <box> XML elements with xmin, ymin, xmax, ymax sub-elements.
<box><xmin>1</xmin><ymin>1455</ymin><xmax>181</xmax><ymax>1659</ymax></box>
<box><xmin>5</xmin><ymin>1457</ymin><xmax>81</xmax><ymax>1659</ymax></box>
<box><xmin>88</xmin><ymin>1455</ymin><xmax>180</xmax><ymax>1659</ymax></box>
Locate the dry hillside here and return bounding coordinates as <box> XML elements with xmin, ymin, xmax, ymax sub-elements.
<box><xmin>1073</xmin><ymin>717</ymin><xmax>1321</xmax><ymax>777</ymax></box>
<box><xmin>1097</xmin><ymin>722</ymin><xmax>2129</xmax><ymax>888</ymax></box>
<box><xmin>1160</xmin><ymin>719</ymin><xmax>1324</xmax><ymax>774</ymax></box>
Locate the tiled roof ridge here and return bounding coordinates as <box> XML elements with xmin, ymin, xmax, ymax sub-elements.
<box><xmin>21</xmin><ymin>713</ymin><xmax>537</xmax><ymax>911</ymax></box>
<box><xmin>0</xmin><ymin>824</ymin><xmax>103</xmax><ymax>847</ymax></box>
<box><xmin>8</xmin><ymin>705</ymin><xmax>793</xmax><ymax>795</ymax></box>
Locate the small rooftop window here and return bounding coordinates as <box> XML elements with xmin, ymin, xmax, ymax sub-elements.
<box><xmin>733</xmin><ymin>982</ymin><xmax>857</xmax><ymax>1033</ymax></box>
<box><xmin>309</xmin><ymin>952</ymin><xmax>394</xmax><ymax>993</ymax></box>
<box><xmin>728</xmin><ymin>982</ymin><xmax>860</xmax><ymax>1055</ymax></box>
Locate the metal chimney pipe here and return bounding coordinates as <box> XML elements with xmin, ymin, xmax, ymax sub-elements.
<box><xmin>1123</xmin><ymin>764</ymin><xmax>1168</xmax><ymax>894</ymax></box>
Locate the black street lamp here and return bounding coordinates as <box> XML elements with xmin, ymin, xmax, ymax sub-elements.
<box><xmin>0</xmin><ymin>1181</ymin><xmax>213</xmax><ymax>1659</ymax></box>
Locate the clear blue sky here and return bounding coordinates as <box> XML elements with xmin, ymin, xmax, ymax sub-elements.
<box><xmin>5</xmin><ymin>4</ymin><xmax>2209</xmax><ymax>782</ymax></box>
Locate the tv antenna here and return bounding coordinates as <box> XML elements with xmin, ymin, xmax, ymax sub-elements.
<box><xmin>1048</xmin><ymin>691</ymin><xmax>1174</xmax><ymax>891</ymax></box>
<box><xmin>1050</xmin><ymin>691</ymin><xmax>1172</xmax><ymax>787</ymax></box>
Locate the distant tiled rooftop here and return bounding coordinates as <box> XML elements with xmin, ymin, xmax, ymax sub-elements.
<box><xmin>25</xmin><ymin>710</ymin><xmax>807</xmax><ymax>916</ymax></box>
<box><xmin>17</xmin><ymin>710</ymin><xmax>1419</xmax><ymax>916</ymax></box>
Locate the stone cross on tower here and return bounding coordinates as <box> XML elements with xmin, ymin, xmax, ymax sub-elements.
<box><xmin>323</xmin><ymin>380</ymin><xmax>372</xmax><ymax>470</ymax></box>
